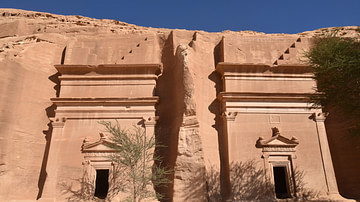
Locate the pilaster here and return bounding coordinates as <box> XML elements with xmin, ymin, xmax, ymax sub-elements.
<box><xmin>143</xmin><ymin>116</ymin><xmax>158</xmax><ymax>139</ymax></box>
<box><xmin>40</xmin><ymin>116</ymin><xmax>66</xmax><ymax>201</ymax></box>
<box><xmin>221</xmin><ymin>111</ymin><xmax>237</xmax><ymax>162</ymax></box>
<box><xmin>313</xmin><ymin>112</ymin><xmax>340</xmax><ymax>195</ymax></box>
<box><xmin>219</xmin><ymin>111</ymin><xmax>238</xmax><ymax>199</ymax></box>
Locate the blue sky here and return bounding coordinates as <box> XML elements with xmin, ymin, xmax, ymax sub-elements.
<box><xmin>1</xmin><ymin>0</ymin><xmax>359</xmax><ymax>34</ymax></box>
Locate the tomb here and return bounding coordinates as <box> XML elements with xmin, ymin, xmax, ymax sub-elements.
<box><xmin>215</xmin><ymin>36</ymin><xmax>344</xmax><ymax>200</ymax></box>
<box><xmin>40</xmin><ymin>64</ymin><xmax>162</xmax><ymax>200</ymax></box>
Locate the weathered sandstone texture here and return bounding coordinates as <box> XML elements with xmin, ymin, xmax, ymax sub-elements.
<box><xmin>0</xmin><ymin>9</ymin><xmax>359</xmax><ymax>201</ymax></box>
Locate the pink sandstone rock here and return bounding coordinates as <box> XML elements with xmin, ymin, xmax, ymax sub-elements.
<box><xmin>0</xmin><ymin>8</ymin><xmax>359</xmax><ymax>201</ymax></box>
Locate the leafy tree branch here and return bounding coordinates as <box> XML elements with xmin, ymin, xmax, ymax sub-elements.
<box><xmin>99</xmin><ymin>121</ymin><xmax>171</xmax><ymax>202</ymax></box>
<box><xmin>306</xmin><ymin>31</ymin><xmax>360</xmax><ymax>135</ymax></box>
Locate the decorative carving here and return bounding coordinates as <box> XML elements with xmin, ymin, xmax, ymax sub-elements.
<box><xmin>291</xmin><ymin>136</ymin><xmax>299</xmax><ymax>144</ymax></box>
<box><xmin>99</xmin><ymin>132</ymin><xmax>108</xmax><ymax>140</ymax></box>
<box><xmin>81</xmin><ymin>133</ymin><xmax>116</xmax><ymax>153</ymax></box>
<box><xmin>84</xmin><ymin>152</ymin><xmax>113</xmax><ymax>157</ymax></box>
<box><xmin>82</xmin><ymin>159</ymin><xmax>90</xmax><ymax>165</ymax></box>
<box><xmin>312</xmin><ymin>112</ymin><xmax>328</xmax><ymax>122</ymax></box>
<box><xmin>222</xmin><ymin>111</ymin><xmax>238</xmax><ymax>121</ymax></box>
<box><xmin>256</xmin><ymin>128</ymin><xmax>299</xmax><ymax>150</ymax></box>
<box><xmin>257</xmin><ymin>127</ymin><xmax>299</xmax><ymax>196</ymax></box>
<box><xmin>271</xmin><ymin>127</ymin><xmax>280</xmax><ymax>136</ymax></box>
<box><xmin>81</xmin><ymin>137</ymin><xmax>90</xmax><ymax>150</ymax></box>
<box><xmin>257</xmin><ymin>136</ymin><xmax>265</xmax><ymax>145</ymax></box>
<box><xmin>143</xmin><ymin>116</ymin><xmax>158</xmax><ymax>126</ymax></box>
<box><xmin>269</xmin><ymin>115</ymin><xmax>281</xmax><ymax>123</ymax></box>
<box><xmin>50</xmin><ymin>116</ymin><xmax>67</xmax><ymax>128</ymax></box>
<box><xmin>262</xmin><ymin>146</ymin><xmax>296</xmax><ymax>152</ymax></box>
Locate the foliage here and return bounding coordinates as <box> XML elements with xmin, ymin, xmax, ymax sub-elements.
<box><xmin>100</xmin><ymin>121</ymin><xmax>170</xmax><ymax>202</ymax></box>
<box><xmin>305</xmin><ymin>32</ymin><xmax>360</xmax><ymax>134</ymax></box>
<box><xmin>60</xmin><ymin>170</ymin><xmax>122</xmax><ymax>202</ymax></box>
<box><xmin>205</xmin><ymin>160</ymin><xmax>319</xmax><ymax>202</ymax></box>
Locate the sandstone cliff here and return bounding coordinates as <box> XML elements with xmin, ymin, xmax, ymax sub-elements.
<box><xmin>0</xmin><ymin>8</ymin><xmax>359</xmax><ymax>201</ymax></box>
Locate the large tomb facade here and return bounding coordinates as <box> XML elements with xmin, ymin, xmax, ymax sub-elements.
<box><xmin>38</xmin><ymin>34</ymin><xmax>163</xmax><ymax>201</ymax></box>
<box><xmin>41</xmin><ymin>63</ymin><xmax>162</xmax><ymax>201</ymax></box>
<box><xmin>215</xmin><ymin>36</ymin><xmax>344</xmax><ymax>200</ymax></box>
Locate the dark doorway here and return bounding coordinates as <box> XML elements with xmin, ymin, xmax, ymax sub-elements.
<box><xmin>94</xmin><ymin>169</ymin><xmax>109</xmax><ymax>199</ymax></box>
<box><xmin>273</xmin><ymin>166</ymin><xmax>290</xmax><ymax>199</ymax></box>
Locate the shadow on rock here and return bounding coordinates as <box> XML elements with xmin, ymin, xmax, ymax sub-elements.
<box><xmin>206</xmin><ymin>160</ymin><xmax>322</xmax><ymax>202</ymax></box>
<box><xmin>60</xmin><ymin>168</ymin><xmax>125</xmax><ymax>202</ymax></box>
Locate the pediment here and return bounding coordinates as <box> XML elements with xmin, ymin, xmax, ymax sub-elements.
<box><xmin>256</xmin><ymin>134</ymin><xmax>299</xmax><ymax>148</ymax></box>
<box><xmin>267</xmin><ymin>138</ymin><xmax>288</xmax><ymax>145</ymax></box>
<box><xmin>81</xmin><ymin>134</ymin><xmax>117</xmax><ymax>153</ymax></box>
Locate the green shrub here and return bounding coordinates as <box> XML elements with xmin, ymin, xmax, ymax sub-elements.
<box><xmin>306</xmin><ymin>32</ymin><xmax>360</xmax><ymax>135</ymax></box>
<box><xmin>100</xmin><ymin>121</ymin><xmax>171</xmax><ymax>201</ymax></box>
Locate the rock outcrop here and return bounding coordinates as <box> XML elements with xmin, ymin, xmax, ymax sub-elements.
<box><xmin>0</xmin><ymin>8</ymin><xmax>359</xmax><ymax>201</ymax></box>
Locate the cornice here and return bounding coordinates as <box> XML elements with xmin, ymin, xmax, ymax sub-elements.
<box><xmin>54</xmin><ymin>63</ymin><xmax>162</xmax><ymax>76</ymax></box>
<box><xmin>59</xmin><ymin>74</ymin><xmax>159</xmax><ymax>81</ymax></box>
<box><xmin>217</xmin><ymin>92</ymin><xmax>312</xmax><ymax>102</ymax></box>
<box><xmin>215</xmin><ymin>62</ymin><xmax>312</xmax><ymax>77</ymax></box>
<box><xmin>51</xmin><ymin>97</ymin><xmax>159</xmax><ymax>106</ymax></box>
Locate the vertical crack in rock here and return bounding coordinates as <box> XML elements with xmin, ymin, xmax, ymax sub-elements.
<box><xmin>154</xmin><ymin>32</ymin><xmax>180</xmax><ymax>201</ymax></box>
<box><xmin>173</xmin><ymin>44</ymin><xmax>207</xmax><ymax>202</ymax></box>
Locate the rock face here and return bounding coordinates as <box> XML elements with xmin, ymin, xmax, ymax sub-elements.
<box><xmin>0</xmin><ymin>8</ymin><xmax>359</xmax><ymax>201</ymax></box>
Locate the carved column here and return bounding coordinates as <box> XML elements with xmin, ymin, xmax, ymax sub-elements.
<box><xmin>313</xmin><ymin>112</ymin><xmax>339</xmax><ymax>195</ymax></box>
<box><xmin>40</xmin><ymin>117</ymin><xmax>66</xmax><ymax>201</ymax></box>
